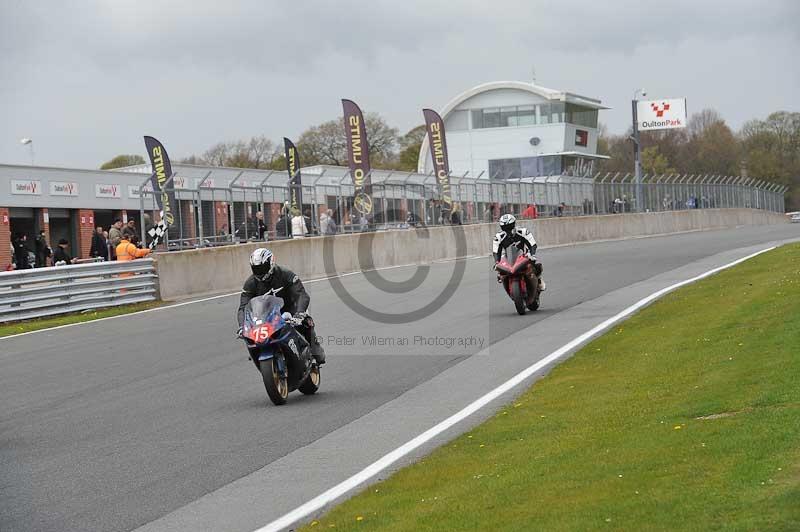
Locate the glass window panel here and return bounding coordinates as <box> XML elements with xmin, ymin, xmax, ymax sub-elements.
<box><xmin>551</xmin><ymin>102</ymin><xmax>565</xmax><ymax>123</ymax></box>
<box><xmin>587</xmin><ymin>110</ymin><xmax>598</xmax><ymax>128</ymax></box>
<box><xmin>483</xmin><ymin>108</ymin><xmax>501</xmax><ymax>128</ymax></box>
<box><xmin>471</xmin><ymin>109</ymin><xmax>484</xmax><ymax>129</ymax></box>
<box><xmin>501</xmin><ymin>106</ymin><xmax>518</xmax><ymax>127</ymax></box>
<box><xmin>518</xmin><ymin>105</ymin><xmax>536</xmax><ymax>126</ymax></box>
<box><xmin>537</xmin><ymin>104</ymin><xmax>550</xmax><ymax>124</ymax></box>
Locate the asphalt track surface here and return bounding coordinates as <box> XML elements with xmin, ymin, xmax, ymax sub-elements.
<box><xmin>2</xmin><ymin>224</ymin><xmax>799</xmax><ymax>532</ymax></box>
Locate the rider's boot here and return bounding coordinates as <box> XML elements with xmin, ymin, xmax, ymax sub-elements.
<box><xmin>538</xmin><ymin>277</ymin><xmax>546</xmax><ymax>291</ymax></box>
<box><xmin>299</xmin><ymin>318</ymin><xmax>326</xmax><ymax>365</ymax></box>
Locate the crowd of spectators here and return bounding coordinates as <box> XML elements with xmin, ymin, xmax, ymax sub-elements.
<box><xmin>6</xmin><ymin>217</ymin><xmax>150</xmax><ymax>271</ymax></box>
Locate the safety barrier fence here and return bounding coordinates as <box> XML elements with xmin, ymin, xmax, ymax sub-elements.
<box><xmin>0</xmin><ymin>259</ymin><xmax>157</xmax><ymax>323</ymax></box>
<box><xmin>133</xmin><ymin>169</ymin><xmax>789</xmax><ymax>250</ymax></box>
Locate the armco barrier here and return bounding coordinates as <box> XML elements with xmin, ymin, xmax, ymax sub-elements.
<box><xmin>1</xmin><ymin>259</ymin><xmax>158</xmax><ymax>322</ymax></box>
<box><xmin>153</xmin><ymin>208</ymin><xmax>789</xmax><ymax>300</ymax></box>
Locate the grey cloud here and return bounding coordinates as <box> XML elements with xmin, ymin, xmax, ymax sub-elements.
<box><xmin>0</xmin><ymin>0</ymin><xmax>797</xmax><ymax>167</ymax></box>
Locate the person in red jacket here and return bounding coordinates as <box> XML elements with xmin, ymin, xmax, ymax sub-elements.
<box><xmin>521</xmin><ymin>204</ymin><xmax>538</xmax><ymax>219</ymax></box>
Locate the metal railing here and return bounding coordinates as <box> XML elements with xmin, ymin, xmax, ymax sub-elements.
<box><xmin>0</xmin><ymin>259</ymin><xmax>158</xmax><ymax>323</ymax></box>
<box><xmin>132</xmin><ymin>168</ymin><xmax>790</xmax><ymax>250</ymax></box>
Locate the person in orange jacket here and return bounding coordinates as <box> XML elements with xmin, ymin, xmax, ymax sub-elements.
<box><xmin>115</xmin><ymin>235</ymin><xmax>151</xmax><ymax>262</ymax></box>
<box><xmin>116</xmin><ymin>235</ymin><xmax>151</xmax><ymax>289</ymax></box>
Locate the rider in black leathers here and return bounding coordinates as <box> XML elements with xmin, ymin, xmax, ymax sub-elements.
<box><xmin>237</xmin><ymin>249</ymin><xmax>326</xmax><ymax>365</ymax></box>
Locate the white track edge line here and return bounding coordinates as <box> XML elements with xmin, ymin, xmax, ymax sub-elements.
<box><xmin>254</xmin><ymin>245</ymin><xmax>776</xmax><ymax>532</ymax></box>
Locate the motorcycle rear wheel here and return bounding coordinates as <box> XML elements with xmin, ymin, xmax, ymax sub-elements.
<box><xmin>261</xmin><ymin>357</ymin><xmax>289</xmax><ymax>405</ymax></box>
<box><xmin>510</xmin><ymin>280</ymin><xmax>527</xmax><ymax>315</ymax></box>
<box><xmin>298</xmin><ymin>364</ymin><xmax>321</xmax><ymax>395</ymax></box>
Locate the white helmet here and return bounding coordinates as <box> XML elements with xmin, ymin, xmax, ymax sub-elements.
<box><xmin>249</xmin><ymin>248</ymin><xmax>275</xmax><ymax>281</ymax></box>
<box><xmin>499</xmin><ymin>213</ymin><xmax>516</xmax><ymax>233</ymax></box>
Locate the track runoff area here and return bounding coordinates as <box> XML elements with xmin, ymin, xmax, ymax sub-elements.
<box><xmin>2</xmin><ymin>224</ymin><xmax>799</xmax><ymax>532</ymax></box>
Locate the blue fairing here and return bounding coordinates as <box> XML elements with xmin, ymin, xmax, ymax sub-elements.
<box><xmin>257</xmin><ymin>345</ymin><xmax>277</xmax><ymax>362</ymax></box>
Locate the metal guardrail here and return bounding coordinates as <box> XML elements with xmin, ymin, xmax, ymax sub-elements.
<box><xmin>0</xmin><ymin>259</ymin><xmax>158</xmax><ymax>323</ymax></box>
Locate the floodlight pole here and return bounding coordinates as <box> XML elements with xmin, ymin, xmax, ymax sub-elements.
<box><xmin>632</xmin><ymin>90</ymin><xmax>645</xmax><ymax>212</ymax></box>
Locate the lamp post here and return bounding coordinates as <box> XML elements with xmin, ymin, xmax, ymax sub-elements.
<box><xmin>631</xmin><ymin>89</ymin><xmax>646</xmax><ymax>212</ymax></box>
<box><xmin>20</xmin><ymin>138</ymin><xmax>34</xmax><ymax>166</ymax></box>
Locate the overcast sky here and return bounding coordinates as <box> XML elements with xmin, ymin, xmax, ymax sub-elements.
<box><xmin>1</xmin><ymin>0</ymin><xmax>798</xmax><ymax>168</ymax></box>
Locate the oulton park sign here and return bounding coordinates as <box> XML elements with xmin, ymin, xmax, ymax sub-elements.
<box><xmin>636</xmin><ymin>98</ymin><xmax>687</xmax><ymax>131</ymax></box>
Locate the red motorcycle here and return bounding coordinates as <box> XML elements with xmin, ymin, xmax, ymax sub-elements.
<box><xmin>495</xmin><ymin>244</ymin><xmax>541</xmax><ymax>315</ymax></box>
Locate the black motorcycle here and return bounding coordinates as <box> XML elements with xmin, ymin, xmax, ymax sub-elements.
<box><xmin>240</xmin><ymin>295</ymin><xmax>320</xmax><ymax>405</ymax></box>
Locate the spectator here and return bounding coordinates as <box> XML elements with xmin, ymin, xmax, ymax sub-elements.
<box><xmin>450</xmin><ymin>203</ymin><xmax>462</xmax><ymax>225</ymax></box>
<box><xmin>358</xmin><ymin>213</ymin><xmax>369</xmax><ymax>232</ymax></box>
<box><xmin>406</xmin><ymin>211</ymin><xmax>420</xmax><ymax>227</ymax></box>
<box><xmin>122</xmin><ymin>219</ymin><xmax>138</xmax><ymax>239</ymax></box>
<box><xmin>53</xmin><ymin>239</ymin><xmax>75</xmax><ymax>266</ymax></box>
<box><xmin>521</xmin><ymin>204</ymin><xmax>538</xmax><ymax>219</ymax></box>
<box><xmin>291</xmin><ymin>208</ymin><xmax>308</xmax><ymax>239</ymax></box>
<box><xmin>90</xmin><ymin>226</ymin><xmax>108</xmax><ymax>260</ymax></box>
<box><xmin>557</xmin><ymin>202</ymin><xmax>566</xmax><ymax>217</ymax></box>
<box><xmin>303</xmin><ymin>209</ymin><xmax>316</xmax><ymax>236</ymax></box>
<box><xmin>325</xmin><ymin>209</ymin><xmax>339</xmax><ymax>235</ymax></box>
<box><xmin>318</xmin><ymin>209</ymin><xmax>337</xmax><ymax>235</ymax></box>
<box><xmin>256</xmin><ymin>211</ymin><xmax>267</xmax><ymax>241</ymax></box>
<box><xmin>319</xmin><ymin>210</ymin><xmax>330</xmax><ymax>235</ymax></box>
<box><xmin>109</xmin><ymin>219</ymin><xmax>123</xmax><ymax>248</ymax></box>
<box><xmin>34</xmin><ymin>230</ymin><xmax>51</xmax><ymax>267</ymax></box>
<box><xmin>13</xmin><ymin>233</ymin><xmax>31</xmax><ymax>269</ymax></box>
<box><xmin>275</xmin><ymin>208</ymin><xmax>292</xmax><ymax>239</ymax></box>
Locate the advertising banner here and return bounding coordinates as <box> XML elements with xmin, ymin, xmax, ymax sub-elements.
<box><xmin>95</xmin><ymin>184</ymin><xmax>121</xmax><ymax>198</ymax></box>
<box><xmin>342</xmin><ymin>99</ymin><xmax>373</xmax><ymax>216</ymax></box>
<box><xmin>144</xmin><ymin>135</ymin><xmax>176</xmax><ymax>226</ymax></box>
<box><xmin>283</xmin><ymin>137</ymin><xmax>304</xmax><ymax>212</ymax></box>
<box><xmin>50</xmin><ymin>181</ymin><xmax>79</xmax><ymax>196</ymax></box>
<box><xmin>423</xmin><ymin>108</ymin><xmax>453</xmax><ymax>212</ymax></box>
<box><xmin>10</xmin><ymin>180</ymin><xmax>41</xmax><ymax>195</ymax></box>
<box><xmin>636</xmin><ymin>98</ymin><xmax>688</xmax><ymax>131</ymax></box>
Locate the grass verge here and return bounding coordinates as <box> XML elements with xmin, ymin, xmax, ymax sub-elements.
<box><xmin>304</xmin><ymin>244</ymin><xmax>800</xmax><ymax>531</ymax></box>
<box><xmin>0</xmin><ymin>301</ymin><xmax>163</xmax><ymax>338</ymax></box>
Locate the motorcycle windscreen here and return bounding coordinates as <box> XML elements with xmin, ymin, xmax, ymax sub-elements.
<box><xmin>243</xmin><ymin>295</ymin><xmax>285</xmax><ymax>344</ymax></box>
<box><xmin>245</xmin><ymin>295</ymin><xmax>284</xmax><ymax>323</ymax></box>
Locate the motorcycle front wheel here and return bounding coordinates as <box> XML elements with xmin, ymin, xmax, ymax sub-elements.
<box><xmin>261</xmin><ymin>356</ymin><xmax>289</xmax><ymax>405</ymax></box>
<box><xmin>510</xmin><ymin>280</ymin><xmax>527</xmax><ymax>315</ymax></box>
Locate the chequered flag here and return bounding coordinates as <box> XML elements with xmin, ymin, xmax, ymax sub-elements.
<box><xmin>148</xmin><ymin>210</ymin><xmax>170</xmax><ymax>249</ymax></box>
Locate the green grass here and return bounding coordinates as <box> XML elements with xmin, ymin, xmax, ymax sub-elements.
<box><xmin>304</xmin><ymin>244</ymin><xmax>800</xmax><ymax>531</ymax></box>
<box><xmin>0</xmin><ymin>301</ymin><xmax>163</xmax><ymax>337</ymax></box>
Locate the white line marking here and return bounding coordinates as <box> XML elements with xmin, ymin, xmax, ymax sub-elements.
<box><xmin>0</xmin><ymin>257</ymin><xmax>480</xmax><ymax>341</ymax></box>
<box><xmin>254</xmin><ymin>246</ymin><xmax>776</xmax><ymax>532</ymax></box>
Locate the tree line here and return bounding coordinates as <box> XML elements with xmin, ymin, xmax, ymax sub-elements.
<box><xmin>597</xmin><ymin>109</ymin><xmax>800</xmax><ymax>210</ymax></box>
<box><xmin>100</xmin><ymin>109</ymin><xmax>799</xmax><ymax>211</ymax></box>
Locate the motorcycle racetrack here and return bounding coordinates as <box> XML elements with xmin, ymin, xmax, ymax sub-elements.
<box><xmin>2</xmin><ymin>224</ymin><xmax>798</xmax><ymax>532</ymax></box>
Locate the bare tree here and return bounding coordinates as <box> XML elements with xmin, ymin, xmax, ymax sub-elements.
<box><xmin>203</xmin><ymin>142</ymin><xmax>231</xmax><ymax>166</ymax></box>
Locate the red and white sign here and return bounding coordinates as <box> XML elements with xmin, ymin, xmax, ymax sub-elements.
<box><xmin>50</xmin><ymin>181</ymin><xmax>79</xmax><ymax>196</ymax></box>
<box><xmin>637</xmin><ymin>98</ymin><xmax>687</xmax><ymax>131</ymax></box>
<box><xmin>96</xmin><ymin>183</ymin><xmax>121</xmax><ymax>198</ymax></box>
<box><xmin>2</xmin><ymin>214</ymin><xmax>8</xmax><ymax>225</ymax></box>
<box><xmin>575</xmin><ymin>129</ymin><xmax>589</xmax><ymax>147</ymax></box>
<box><xmin>174</xmin><ymin>176</ymin><xmax>188</xmax><ymax>189</ymax></box>
<box><xmin>11</xmin><ymin>179</ymin><xmax>42</xmax><ymax>195</ymax></box>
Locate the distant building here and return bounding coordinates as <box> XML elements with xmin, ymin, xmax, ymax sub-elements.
<box><xmin>418</xmin><ymin>81</ymin><xmax>609</xmax><ymax>179</ymax></box>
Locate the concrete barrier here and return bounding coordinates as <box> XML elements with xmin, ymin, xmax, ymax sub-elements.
<box><xmin>154</xmin><ymin>208</ymin><xmax>788</xmax><ymax>300</ymax></box>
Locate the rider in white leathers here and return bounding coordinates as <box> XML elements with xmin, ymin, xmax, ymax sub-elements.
<box><xmin>492</xmin><ymin>214</ymin><xmax>546</xmax><ymax>291</ymax></box>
